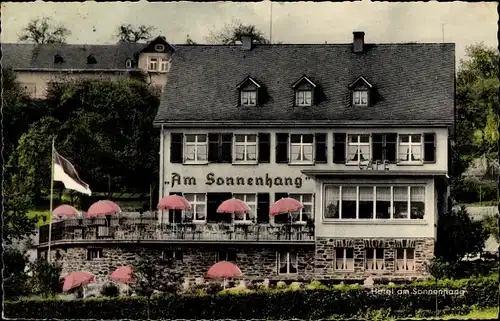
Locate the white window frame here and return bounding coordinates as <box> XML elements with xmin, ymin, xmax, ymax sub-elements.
<box><xmin>148</xmin><ymin>57</ymin><xmax>158</xmax><ymax>71</ymax></box>
<box><xmin>160</xmin><ymin>58</ymin><xmax>170</xmax><ymax>72</ymax></box>
<box><xmin>365</xmin><ymin>248</ymin><xmax>385</xmax><ymax>271</ymax></box>
<box><xmin>288</xmin><ymin>193</ymin><xmax>314</xmax><ymax>223</ymax></box>
<box><xmin>125</xmin><ymin>59</ymin><xmax>132</xmax><ymax>68</ymax></box>
<box><xmin>184</xmin><ymin>193</ymin><xmax>206</xmax><ymax>223</ymax></box>
<box><xmin>289</xmin><ymin>134</ymin><xmax>314</xmax><ymax>164</ymax></box>
<box><xmin>155</xmin><ymin>44</ymin><xmax>166</xmax><ymax>52</ymax></box>
<box><xmin>334</xmin><ymin>248</ymin><xmax>354</xmax><ymax>271</ymax></box>
<box><xmin>353</xmin><ymin>90</ymin><xmax>368</xmax><ymax>106</ymax></box>
<box><xmin>397</xmin><ymin>134</ymin><xmax>423</xmax><ymax>164</ymax></box>
<box><xmin>233</xmin><ymin>134</ymin><xmax>258</xmax><ymax>164</ymax></box>
<box><xmin>322</xmin><ymin>184</ymin><xmax>426</xmax><ymax>221</ymax></box>
<box><xmin>87</xmin><ymin>248</ymin><xmax>102</xmax><ymax>260</ymax></box>
<box><xmin>232</xmin><ymin>193</ymin><xmax>257</xmax><ymax>222</ymax></box>
<box><xmin>396</xmin><ymin>248</ymin><xmax>415</xmax><ymax>272</ymax></box>
<box><xmin>346</xmin><ymin>134</ymin><xmax>371</xmax><ymax>165</ymax></box>
<box><xmin>277</xmin><ymin>252</ymin><xmax>298</xmax><ymax>275</ymax></box>
<box><xmin>295</xmin><ymin>90</ymin><xmax>312</xmax><ymax>106</ymax></box>
<box><xmin>183</xmin><ymin>134</ymin><xmax>208</xmax><ymax>164</ymax></box>
<box><xmin>241</xmin><ymin>90</ymin><xmax>257</xmax><ymax>106</ymax></box>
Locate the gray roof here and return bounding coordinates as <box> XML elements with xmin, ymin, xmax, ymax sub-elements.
<box><xmin>155</xmin><ymin>43</ymin><xmax>455</xmax><ymax>126</ymax></box>
<box><xmin>1</xmin><ymin>42</ymin><xmax>143</xmax><ymax>70</ymax></box>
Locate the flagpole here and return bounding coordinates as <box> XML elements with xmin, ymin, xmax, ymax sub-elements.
<box><xmin>47</xmin><ymin>137</ymin><xmax>55</xmax><ymax>263</ymax></box>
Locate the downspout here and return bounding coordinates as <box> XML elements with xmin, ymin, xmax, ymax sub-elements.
<box><xmin>158</xmin><ymin>124</ymin><xmax>165</xmax><ymax>224</ymax></box>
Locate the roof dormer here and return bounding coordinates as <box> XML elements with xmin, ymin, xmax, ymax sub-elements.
<box><xmin>348</xmin><ymin>76</ymin><xmax>374</xmax><ymax>107</ymax></box>
<box><xmin>54</xmin><ymin>54</ymin><xmax>64</xmax><ymax>64</ymax></box>
<box><xmin>86</xmin><ymin>54</ymin><xmax>97</xmax><ymax>65</ymax></box>
<box><xmin>292</xmin><ymin>75</ymin><xmax>316</xmax><ymax>106</ymax></box>
<box><xmin>237</xmin><ymin>77</ymin><xmax>261</xmax><ymax>106</ymax></box>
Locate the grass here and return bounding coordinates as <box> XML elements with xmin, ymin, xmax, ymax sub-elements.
<box><xmin>407</xmin><ymin>307</ymin><xmax>499</xmax><ymax>320</ymax></box>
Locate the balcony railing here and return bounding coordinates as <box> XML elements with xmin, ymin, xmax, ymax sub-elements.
<box><xmin>38</xmin><ymin>217</ymin><xmax>315</xmax><ymax>245</ymax></box>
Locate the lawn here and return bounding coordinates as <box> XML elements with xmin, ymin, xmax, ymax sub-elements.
<box><xmin>407</xmin><ymin>307</ymin><xmax>499</xmax><ymax>320</ymax></box>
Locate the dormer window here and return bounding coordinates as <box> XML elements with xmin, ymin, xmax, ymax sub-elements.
<box><xmin>125</xmin><ymin>59</ymin><xmax>132</xmax><ymax>68</ymax></box>
<box><xmin>54</xmin><ymin>54</ymin><xmax>64</xmax><ymax>64</ymax></box>
<box><xmin>348</xmin><ymin>76</ymin><xmax>374</xmax><ymax>107</ymax></box>
<box><xmin>86</xmin><ymin>54</ymin><xmax>97</xmax><ymax>64</ymax></box>
<box><xmin>237</xmin><ymin>77</ymin><xmax>261</xmax><ymax>106</ymax></box>
<box><xmin>292</xmin><ymin>75</ymin><xmax>316</xmax><ymax>107</ymax></box>
<box><xmin>155</xmin><ymin>44</ymin><xmax>165</xmax><ymax>52</ymax></box>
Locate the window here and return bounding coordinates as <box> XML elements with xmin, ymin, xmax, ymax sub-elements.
<box><xmin>234</xmin><ymin>134</ymin><xmax>257</xmax><ymax>163</ymax></box>
<box><xmin>155</xmin><ymin>44</ymin><xmax>166</xmax><ymax>52</ymax></box>
<box><xmin>335</xmin><ymin>248</ymin><xmax>354</xmax><ymax>270</ymax></box>
<box><xmin>372</xmin><ymin>133</ymin><xmax>397</xmax><ymax>163</ymax></box>
<box><xmin>353</xmin><ymin>90</ymin><xmax>368</xmax><ymax>106</ymax></box>
<box><xmin>125</xmin><ymin>59</ymin><xmax>132</xmax><ymax>68</ymax></box>
<box><xmin>289</xmin><ymin>194</ymin><xmax>313</xmax><ymax>223</ymax></box>
<box><xmin>347</xmin><ymin>134</ymin><xmax>370</xmax><ymax>164</ymax></box>
<box><xmin>20</xmin><ymin>83</ymin><xmax>36</xmax><ymax>98</ymax></box>
<box><xmin>258</xmin><ymin>133</ymin><xmax>271</xmax><ymax>163</ymax></box>
<box><xmin>54</xmin><ymin>54</ymin><xmax>64</xmax><ymax>64</ymax></box>
<box><xmin>184</xmin><ymin>193</ymin><xmax>206</xmax><ymax>221</ymax></box>
<box><xmin>162</xmin><ymin>249</ymin><xmax>183</xmax><ymax>261</ymax></box>
<box><xmin>290</xmin><ymin>134</ymin><xmax>314</xmax><ymax>163</ymax></box>
<box><xmin>208</xmin><ymin>134</ymin><xmax>232</xmax><ymax>163</ymax></box>
<box><xmin>365</xmin><ymin>248</ymin><xmax>384</xmax><ymax>270</ymax></box>
<box><xmin>241</xmin><ymin>90</ymin><xmax>257</xmax><ymax>106</ymax></box>
<box><xmin>323</xmin><ymin>185</ymin><xmax>425</xmax><ymax>220</ymax></box>
<box><xmin>278</xmin><ymin>252</ymin><xmax>297</xmax><ymax>274</ymax></box>
<box><xmin>396</xmin><ymin>248</ymin><xmax>415</xmax><ymax>271</ymax></box>
<box><xmin>184</xmin><ymin>134</ymin><xmax>208</xmax><ymax>163</ymax></box>
<box><xmin>398</xmin><ymin>134</ymin><xmax>423</xmax><ymax>163</ymax></box>
<box><xmin>233</xmin><ymin>193</ymin><xmax>257</xmax><ymax>221</ymax></box>
<box><xmin>86</xmin><ymin>55</ymin><xmax>97</xmax><ymax>64</ymax></box>
<box><xmin>207</xmin><ymin>193</ymin><xmax>232</xmax><ymax>223</ymax></box>
<box><xmin>423</xmin><ymin>133</ymin><xmax>436</xmax><ymax>162</ymax></box>
<box><xmin>87</xmin><ymin>248</ymin><xmax>103</xmax><ymax>260</ymax></box>
<box><xmin>168</xmin><ymin>192</ymin><xmax>183</xmax><ymax>223</ymax></box>
<box><xmin>148</xmin><ymin>57</ymin><xmax>158</xmax><ymax>71</ymax></box>
<box><xmin>160</xmin><ymin>58</ymin><xmax>170</xmax><ymax>72</ymax></box>
<box><xmin>216</xmin><ymin>251</ymin><xmax>237</xmax><ymax>262</ymax></box>
<box><xmin>296</xmin><ymin>90</ymin><xmax>312</xmax><ymax>106</ymax></box>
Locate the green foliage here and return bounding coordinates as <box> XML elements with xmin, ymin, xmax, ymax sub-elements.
<box><xmin>101</xmin><ymin>284</ymin><xmax>119</xmax><ymax>297</ymax></box>
<box><xmin>435</xmin><ymin>205</ymin><xmax>488</xmax><ymax>262</ymax></box>
<box><xmin>133</xmin><ymin>251</ymin><xmax>184</xmax><ymax>295</ymax></box>
<box><xmin>306</xmin><ymin>280</ymin><xmax>328</xmax><ymax>290</ymax></box>
<box><xmin>275</xmin><ymin>281</ymin><xmax>287</xmax><ymax>289</ymax></box>
<box><xmin>28</xmin><ymin>259</ymin><xmax>62</xmax><ymax>297</ymax></box>
<box><xmin>482</xmin><ymin>213</ymin><xmax>500</xmax><ymax>242</ymax></box>
<box><xmin>4</xmin><ymin>275</ymin><xmax>497</xmax><ymax>319</ymax></box>
<box><xmin>3</xmin><ymin>248</ymin><xmax>31</xmax><ymax>299</ymax></box>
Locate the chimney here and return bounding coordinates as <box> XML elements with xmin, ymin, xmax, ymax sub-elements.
<box><xmin>241</xmin><ymin>35</ymin><xmax>253</xmax><ymax>50</ymax></box>
<box><xmin>353</xmin><ymin>31</ymin><xmax>365</xmax><ymax>53</ymax></box>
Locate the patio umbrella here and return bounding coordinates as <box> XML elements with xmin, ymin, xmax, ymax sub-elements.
<box><xmin>269</xmin><ymin>197</ymin><xmax>304</xmax><ymax>216</ymax></box>
<box><xmin>86</xmin><ymin>200</ymin><xmax>121</xmax><ymax>217</ymax></box>
<box><xmin>62</xmin><ymin>271</ymin><xmax>95</xmax><ymax>293</ymax></box>
<box><xmin>52</xmin><ymin>205</ymin><xmax>80</xmax><ymax>219</ymax></box>
<box><xmin>206</xmin><ymin>261</ymin><xmax>242</xmax><ymax>289</ymax></box>
<box><xmin>216</xmin><ymin>198</ymin><xmax>251</xmax><ymax>214</ymax></box>
<box><xmin>158</xmin><ymin>194</ymin><xmax>191</xmax><ymax>210</ymax></box>
<box><xmin>111</xmin><ymin>266</ymin><xmax>135</xmax><ymax>284</ymax></box>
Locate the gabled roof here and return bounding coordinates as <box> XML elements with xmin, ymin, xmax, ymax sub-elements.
<box><xmin>236</xmin><ymin>76</ymin><xmax>261</xmax><ymax>89</ymax></box>
<box><xmin>135</xmin><ymin>36</ymin><xmax>176</xmax><ymax>54</ymax></box>
<box><xmin>291</xmin><ymin>75</ymin><xmax>317</xmax><ymax>88</ymax></box>
<box><xmin>155</xmin><ymin>43</ymin><xmax>455</xmax><ymax>126</ymax></box>
<box><xmin>348</xmin><ymin>76</ymin><xmax>373</xmax><ymax>89</ymax></box>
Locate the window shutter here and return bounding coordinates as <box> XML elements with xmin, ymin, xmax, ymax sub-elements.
<box><xmin>385</xmin><ymin>133</ymin><xmax>397</xmax><ymax>162</ymax></box>
<box><xmin>257</xmin><ymin>193</ymin><xmax>270</xmax><ymax>223</ymax></box>
<box><xmin>372</xmin><ymin>134</ymin><xmax>384</xmax><ymax>161</ymax></box>
<box><xmin>258</xmin><ymin>133</ymin><xmax>271</xmax><ymax>163</ymax></box>
<box><xmin>221</xmin><ymin>134</ymin><xmax>233</xmax><ymax>163</ymax></box>
<box><xmin>333</xmin><ymin>133</ymin><xmax>346</xmax><ymax>163</ymax></box>
<box><xmin>314</xmin><ymin>133</ymin><xmax>327</xmax><ymax>163</ymax></box>
<box><xmin>423</xmin><ymin>133</ymin><xmax>436</xmax><ymax>163</ymax></box>
<box><xmin>276</xmin><ymin>133</ymin><xmax>289</xmax><ymax>163</ymax></box>
<box><xmin>170</xmin><ymin>133</ymin><xmax>183</xmax><ymax>163</ymax></box>
<box><xmin>274</xmin><ymin>193</ymin><xmax>288</xmax><ymax>202</ymax></box>
<box><xmin>208</xmin><ymin>133</ymin><xmax>219</xmax><ymax>163</ymax></box>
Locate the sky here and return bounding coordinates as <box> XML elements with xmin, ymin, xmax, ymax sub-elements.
<box><xmin>1</xmin><ymin>1</ymin><xmax>497</xmax><ymax>62</ymax></box>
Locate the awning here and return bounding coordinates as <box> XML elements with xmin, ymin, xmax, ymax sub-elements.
<box><xmin>301</xmin><ymin>169</ymin><xmax>448</xmax><ymax>179</ymax></box>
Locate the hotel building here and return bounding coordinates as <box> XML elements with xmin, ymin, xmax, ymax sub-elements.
<box><xmin>37</xmin><ymin>31</ymin><xmax>455</xmax><ymax>283</ymax></box>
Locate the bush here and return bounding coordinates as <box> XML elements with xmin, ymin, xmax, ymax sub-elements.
<box><xmin>101</xmin><ymin>284</ymin><xmax>119</xmax><ymax>297</ymax></box>
<box><xmin>4</xmin><ymin>275</ymin><xmax>497</xmax><ymax>319</ymax></box>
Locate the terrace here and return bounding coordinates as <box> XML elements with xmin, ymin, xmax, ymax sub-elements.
<box><xmin>37</xmin><ymin>217</ymin><xmax>315</xmax><ymax>246</ymax></box>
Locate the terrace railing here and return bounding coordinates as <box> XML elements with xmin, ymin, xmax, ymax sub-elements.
<box><xmin>38</xmin><ymin>217</ymin><xmax>315</xmax><ymax>245</ymax></box>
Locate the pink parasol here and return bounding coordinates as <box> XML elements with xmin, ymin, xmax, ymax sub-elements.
<box><xmin>216</xmin><ymin>198</ymin><xmax>251</xmax><ymax>214</ymax></box>
<box><xmin>269</xmin><ymin>197</ymin><xmax>304</xmax><ymax>216</ymax></box>
<box><xmin>86</xmin><ymin>200</ymin><xmax>121</xmax><ymax>217</ymax></box>
<box><xmin>206</xmin><ymin>261</ymin><xmax>242</xmax><ymax>289</ymax></box>
<box><xmin>62</xmin><ymin>271</ymin><xmax>95</xmax><ymax>292</ymax></box>
<box><xmin>53</xmin><ymin>205</ymin><xmax>80</xmax><ymax>219</ymax></box>
<box><xmin>158</xmin><ymin>194</ymin><xmax>191</xmax><ymax>210</ymax></box>
<box><xmin>110</xmin><ymin>266</ymin><xmax>135</xmax><ymax>284</ymax></box>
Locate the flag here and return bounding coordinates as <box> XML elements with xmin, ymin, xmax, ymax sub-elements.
<box><xmin>53</xmin><ymin>150</ymin><xmax>92</xmax><ymax>195</ymax></box>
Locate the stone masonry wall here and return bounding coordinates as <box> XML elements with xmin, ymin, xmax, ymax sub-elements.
<box><xmin>315</xmin><ymin>237</ymin><xmax>435</xmax><ymax>281</ymax></box>
<box><xmin>47</xmin><ymin>244</ymin><xmax>316</xmax><ymax>285</ymax></box>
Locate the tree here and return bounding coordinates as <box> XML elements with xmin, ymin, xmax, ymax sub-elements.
<box><xmin>185</xmin><ymin>34</ymin><xmax>196</xmax><ymax>45</ymax></box>
<box><xmin>116</xmin><ymin>24</ymin><xmax>155</xmax><ymax>43</ymax></box>
<box><xmin>435</xmin><ymin>206</ymin><xmax>488</xmax><ymax>262</ymax></box>
<box><xmin>206</xmin><ymin>20</ymin><xmax>269</xmax><ymax>45</ymax></box>
<box><xmin>28</xmin><ymin>259</ymin><xmax>62</xmax><ymax>297</ymax></box>
<box><xmin>133</xmin><ymin>253</ymin><xmax>184</xmax><ymax>295</ymax></box>
<box><xmin>482</xmin><ymin>213</ymin><xmax>500</xmax><ymax>243</ymax></box>
<box><xmin>18</xmin><ymin>17</ymin><xmax>71</xmax><ymax>44</ymax></box>
<box><xmin>3</xmin><ymin>247</ymin><xmax>31</xmax><ymax>299</ymax></box>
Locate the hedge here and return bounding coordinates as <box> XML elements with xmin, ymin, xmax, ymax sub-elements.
<box><xmin>4</xmin><ymin>276</ymin><xmax>498</xmax><ymax>319</ymax></box>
